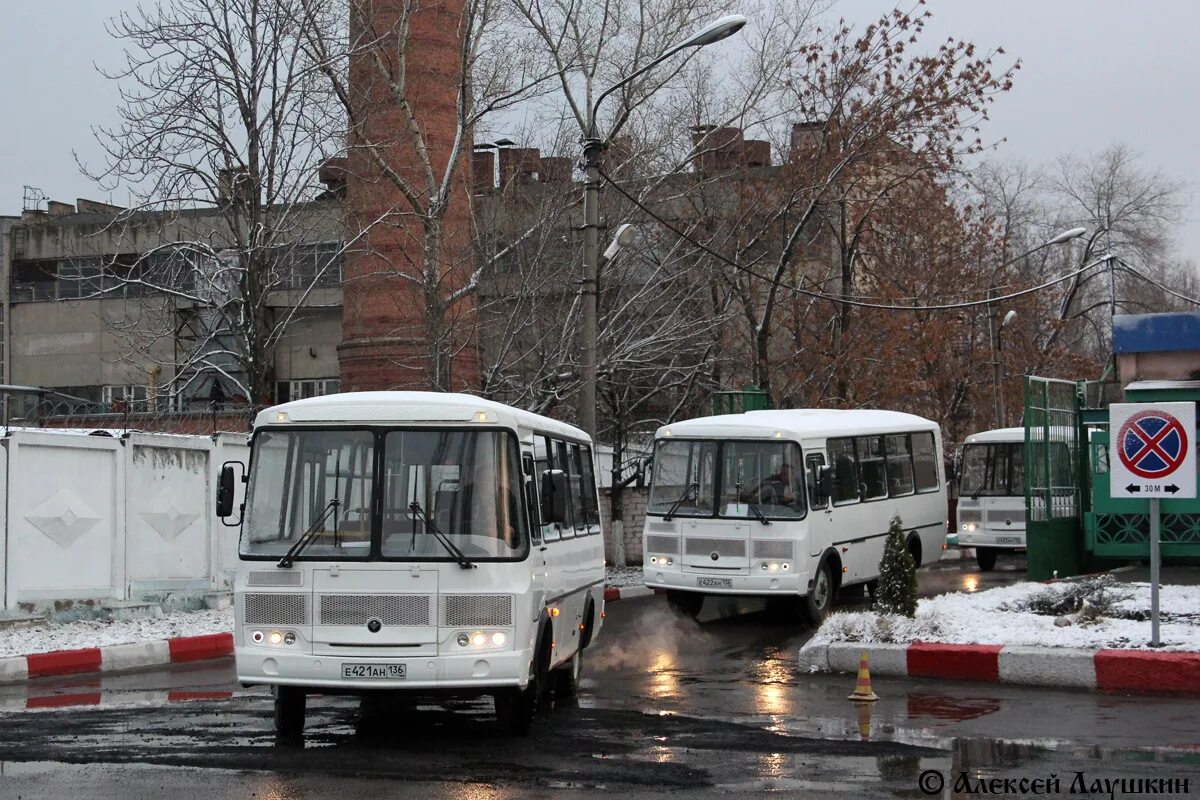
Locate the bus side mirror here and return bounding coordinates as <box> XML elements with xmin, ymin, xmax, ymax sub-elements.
<box><xmin>637</xmin><ymin>456</ymin><xmax>653</xmax><ymax>489</ymax></box>
<box><xmin>540</xmin><ymin>469</ymin><xmax>568</xmax><ymax>524</ymax></box>
<box><xmin>217</xmin><ymin>461</ymin><xmax>245</xmax><ymax>525</ymax></box>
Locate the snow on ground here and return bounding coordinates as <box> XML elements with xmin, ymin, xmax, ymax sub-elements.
<box><xmin>812</xmin><ymin>579</ymin><xmax>1200</xmax><ymax>652</ymax></box>
<box><xmin>0</xmin><ymin>608</ymin><xmax>234</xmax><ymax>659</ymax></box>
<box><xmin>0</xmin><ymin>567</ymin><xmax>642</xmax><ymax>658</ymax></box>
<box><xmin>605</xmin><ymin>565</ymin><xmax>645</xmax><ymax>589</ymax></box>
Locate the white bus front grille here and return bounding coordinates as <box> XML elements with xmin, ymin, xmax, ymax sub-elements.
<box><xmin>645</xmin><ymin>534</ymin><xmax>680</xmax><ymax>554</ymax></box>
<box><xmin>441</xmin><ymin>595</ymin><xmax>513</xmax><ymax>627</ymax></box>
<box><xmin>685</xmin><ymin>538</ymin><xmax>746</xmax><ymax>558</ymax></box>
<box><xmin>319</xmin><ymin>594</ymin><xmax>431</xmax><ymax>626</ymax></box>
<box><xmin>752</xmin><ymin>540</ymin><xmax>793</xmax><ymax>559</ymax></box>
<box><xmin>244</xmin><ymin>593</ymin><xmax>310</xmax><ymax>625</ymax></box>
<box><xmin>986</xmin><ymin>508</ymin><xmax>1026</xmax><ymax>524</ymax></box>
<box><xmin>247</xmin><ymin>570</ymin><xmax>303</xmax><ymax>587</ymax></box>
<box><xmin>958</xmin><ymin>509</ymin><xmax>983</xmax><ymax>523</ymax></box>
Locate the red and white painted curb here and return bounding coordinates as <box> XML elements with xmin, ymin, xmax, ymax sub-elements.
<box><xmin>603</xmin><ymin>584</ymin><xmax>660</xmax><ymax>602</ymax></box>
<box><xmin>0</xmin><ymin>632</ymin><xmax>233</xmax><ymax>686</ymax></box>
<box><xmin>799</xmin><ymin>641</ymin><xmax>1200</xmax><ymax>695</ymax></box>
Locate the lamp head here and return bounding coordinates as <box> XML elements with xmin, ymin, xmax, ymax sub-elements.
<box><xmin>1002</xmin><ymin>310</ymin><xmax>1018</xmax><ymax>327</ymax></box>
<box><xmin>1047</xmin><ymin>226</ymin><xmax>1087</xmax><ymax>245</ymax></box>
<box><xmin>679</xmin><ymin>14</ymin><xmax>747</xmax><ymax>49</ymax></box>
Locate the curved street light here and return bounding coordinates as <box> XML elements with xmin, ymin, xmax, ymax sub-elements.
<box><xmin>578</xmin><ymin>14</ymin><xmax>748</xmax><ymax>438</ymax></box>
<box><xmin>989</xmin><ymin>227</ymin><xmax>1087</xmax><ymax>427</ymax></box>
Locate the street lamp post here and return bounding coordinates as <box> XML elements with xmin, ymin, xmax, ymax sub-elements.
<box><xmin>578</xmin><ymin>14</ymin><xmax>747</xmax><ymax>439</ymax></box>
<box><xmin>987</xmin><ymin>226</ymin><xmax>1087</xmax><ymax>428</ymax></box>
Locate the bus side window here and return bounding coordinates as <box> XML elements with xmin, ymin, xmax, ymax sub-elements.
<box><xmin>536</xmin><ymin>435</ymin><xmax>561</xmax><ymax>542</ymax></box>
<box><xmin>885</xmin><ymin>434</ymin><xmax>915</xmax><ymax>496</ymax></box>
<box><xmin>857</xmin><ymin>436</ymin><xmax>887</xmax><ymax>500</ymax></box>
<box><xmin>806</xmin><ymin>453</ymin><xmax>828</xmax><ymax>509</ymax></box>
<box><xmin>828</xmin><ymin>437</ymin><xmax>860</xmax><ymax>505</ymax></box>
<box><xmin>913</xmin><ymin>432</ymin><xmax>940</xmax><ymax>491</ymax></box>
<box><xmin>554</xmin><ymin>439</ymin><xmax>578</xmax><ymax>537</ymax></box>
<box><xmin>577</xmin><ymin>444</ymin><xmax>600</xmax><ymax>532</ymax></box>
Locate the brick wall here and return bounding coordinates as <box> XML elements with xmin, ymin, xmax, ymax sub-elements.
<box><xmin>599</xmin><ymin>486</ymin><xmax>648</xmax><ymax>566</ymax></box>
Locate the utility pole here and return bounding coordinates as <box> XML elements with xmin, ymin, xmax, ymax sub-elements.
<box><xmin>579</xmin><ymin>137</ymin><xmax>604</xmax><ymax>439</ymax></box>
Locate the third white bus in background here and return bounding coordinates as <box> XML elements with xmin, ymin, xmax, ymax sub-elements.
<box><xmin>641</xmin><ymin>409</ymin><xmax>948</xmax><ymax>621</ymax></box>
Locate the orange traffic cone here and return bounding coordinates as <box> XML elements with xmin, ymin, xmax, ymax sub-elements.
<box><xmin>855</xmin><ymin>698</ymin><xmax>874</xmax><ymax>740</ymax></box>
<box><xmin>847</xmin><ymin>649</ymin><xmax>878</xmax><ymax>702</ymax></box>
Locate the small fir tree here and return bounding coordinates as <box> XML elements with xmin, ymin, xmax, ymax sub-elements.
<box><xmin>875</xmin><ymin>515</ymin><xmax>918</xmax><ymax>617</ymax></box>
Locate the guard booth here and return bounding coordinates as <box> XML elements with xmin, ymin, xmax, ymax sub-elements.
<box><xmin>1024</xmin><ymin>312</ymin><xmax>1200</xmax><ymax>579</ymax></box>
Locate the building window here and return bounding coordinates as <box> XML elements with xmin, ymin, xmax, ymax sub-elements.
<box><xmin>103</xmin><ymin>384</ymin><xmax>150</xmax><ymax>412</ymax></box>
<box><xmin>275</xmin><ymin>378</ymin><xmax>340</xmax><ymax>405</ymax></box>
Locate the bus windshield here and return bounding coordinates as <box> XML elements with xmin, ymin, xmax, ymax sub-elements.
<box><xmin>241</xmin><ymin>428</ymin><xmax>528</xmax><ymax>561</ymax></box>
<box><xmin>959</xmin><ymin>443</ymin><xmax>1025</xmax><ymax>497</ymax></box>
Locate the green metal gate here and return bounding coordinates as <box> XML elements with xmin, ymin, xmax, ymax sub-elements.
<box><xmin>1024</xmin><ymin>377</ymin><xmax>1087</xmax><ymax>579</ymax></box>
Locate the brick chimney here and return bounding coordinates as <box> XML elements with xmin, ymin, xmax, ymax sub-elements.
<box><xmin>498</xmin><ymin>147</ymin><xmax>542</xmax><ymax>188</ymax></box>
<box><xmin>472</xmin><ymin>149</ymin><xmax>496</xmax><ymax>194</ymax></box>
<box><xmin>691</xmin><ymin>126</ymin><xmax>745</xmax><ymax>172</ymax></box>
<box><xmin>539</xmin><ymin>156</ymin><xmax>573</xmax><ymax>183</ymax></box>
<box><xmin>339</xmin><ymin>0</ymin><xmax>478</xmax><ymax>392</ymax></box>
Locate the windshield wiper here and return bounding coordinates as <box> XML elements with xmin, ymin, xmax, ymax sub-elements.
<box><xmin>277</xmin><ymin>498</ymin><xmax>340</xmax><ymax>568</ymax></box>
<box><xmin>746</xmin><ymin>501</ymin><xmax>771</xmax><ymax>525</ymax></box>
<box><xmin>408</xmin><ymin>500</ymin><xmax>475</xmax><ymax>569</ymax></box>
<box><xmin>663</xmin><ymin>482</ymin><xmax>699</xmax><ymax>521</ymax></box>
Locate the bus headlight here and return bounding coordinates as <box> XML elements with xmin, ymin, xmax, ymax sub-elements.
<box><xmin>650</xmin><ymin>555</ymin><xmax>673</xmax><ymax>566</ymax></box>
<box><xmin>251</xmin><ymin>630</ymin><xmax>264</xmax><ymax>644</ymax></box>
<box><xmin>457</xmin><ymin>630</ymin><xmax>511</xmax><ymax>649</ymax></box>
<box><xmin>760</xmin><ymin>562</ymin><xmax>791</xmax><ymax>573</ymax></box>
<box><xmin>963</xmin><ymin>523</ymin><xmax>977</xmax><ymax>532</ymax></box>
<box><xmin>283</xmin><ymin>632</ymin><xmax>296</xmax><ymax>646</ymax></box>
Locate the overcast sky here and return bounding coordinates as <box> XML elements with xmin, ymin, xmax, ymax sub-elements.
<box><xmin>1</xmin><ymin>0</ymin><xmax>1196</xmax><ymax>261</ymax></box>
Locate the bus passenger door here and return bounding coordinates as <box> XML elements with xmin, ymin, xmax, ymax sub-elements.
<box><xmin>805</xmin><ymin>452</ymin><xmax>831</xmax><ymax>559</ymax></box>
<box><xmin>523</xmin><ymin>451</ymin><xmax>549</xmax><ymax>623</ymax></box>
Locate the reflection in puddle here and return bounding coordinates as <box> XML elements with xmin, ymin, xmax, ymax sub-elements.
<box><xmin>649</xmin><ymin>652</ymin><xmax>679</xmax><ymax>701</ymax></box>
<box><xmin>907</xmin><ymin>693</ymin><xmax>1002</xmax><ymax>723</ymax></box>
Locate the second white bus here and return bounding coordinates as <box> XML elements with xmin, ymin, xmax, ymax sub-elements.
<box><xmin>954</xmin><ymin>427</ymin><xmax>1027</xmax><ymax>571</ymax></box>
<box><xmin>642</xmin><ymin>409</ymin><xmax>947</xmax><ymax>621</ymax></box>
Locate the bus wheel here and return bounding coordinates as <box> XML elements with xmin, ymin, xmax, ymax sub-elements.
<box><xmin>803</xmin><ymin>561</ymin><xmax>834</xmax><ymax>624</ymax></box>
<box><xmin>274</xmin><ymin>685</ymin><xmax>306</xmax><ymax>736</ymax></box>
<box><xmin>976</xmin><ymin>547</ymin><xmax>998</xmax><ymax>572</ymax></box>
<box><xmin>494</xmin><ymin>685</ymin><xmax>536</xmax><ymax>735</ymax></box>
<box><xmin>553</xmin><ymin>648</ymin><xmax>584</xmax><ymax>698</ymax></box>
<box><xmin>666</xmin><ymin>590</ymin><xmax>704</xmax><ymax>618</ymax></box>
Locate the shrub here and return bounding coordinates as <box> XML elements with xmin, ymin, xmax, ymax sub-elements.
<box><xmin>875</xmin><ymin>514</ymin><xmax>918</xmax><ymax>617</ymax></box>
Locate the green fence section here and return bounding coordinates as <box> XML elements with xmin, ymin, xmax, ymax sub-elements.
<box><xmin>1024</xmin><ymin>377</ymin><xmax>1087</xmax><ymax>579</ymax></box>
<box><xmin>711</xmin><ymin>385</ymin><xmax>771</xmax><ymax>415</ymax></box>
<box><xmin>1024</xmin><ymin>375</ymin><xmax>1200</xmax><ymax>571</ymax></box>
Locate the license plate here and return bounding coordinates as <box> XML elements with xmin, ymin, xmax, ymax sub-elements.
<box><xmin>697</xmin><ymin>577</ymin><xmax>732</xmax><ymax>589</ymax></box>
<box><xmin>996</xmin><ymin>536</ymin><xmax>1021</xmax><ymax>545</ymax></box>
<box><xmin>341</xmin><ymin>663</ymin><xmax>406</xmax><ymax>679</ymax></box>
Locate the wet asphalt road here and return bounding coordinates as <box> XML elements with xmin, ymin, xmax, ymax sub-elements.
<box><xmin>2</xmin><ymin>558</ymin><xmax>1200</xmax><ymax>799</ymax></box>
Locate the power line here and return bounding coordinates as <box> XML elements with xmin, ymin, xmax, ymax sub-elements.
<box><xmin>1114</xmin><ymin>258</ymin><xmax>1200</xmax><ymax>306</ymax></box>
<box><xmin>598</xmin><ymin>166</ymin><xmax>1113</xmax><ymax>312</ymax></box>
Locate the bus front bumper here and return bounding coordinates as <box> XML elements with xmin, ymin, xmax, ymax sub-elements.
<box><xmin>643</xmin><ymin>568</ymin><xmax>806</xmax><ymax>595</ymax></box>
<box><xmin>235</xmin><ymin>647</ymin><xmax>531</xmax><ymax>691</ymax></box>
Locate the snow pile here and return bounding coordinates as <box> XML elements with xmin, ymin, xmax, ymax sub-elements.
<box><xmin>811</xmin><ymin>579</ymin><xmax>1200</xmax><ymax>652</ymax></box>
<box><xmin>0</xmin><ymin>608</ymin><xmax>233</xmax><ymax>658</ymax></box>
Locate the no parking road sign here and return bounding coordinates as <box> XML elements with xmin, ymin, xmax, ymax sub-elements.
<box><xmin>1110</xmin><ymin>402</ymin><xmax>1196</xmax><ymax>499</ymax></box>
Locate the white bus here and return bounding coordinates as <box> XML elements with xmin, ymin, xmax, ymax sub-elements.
<box><xmin>217</xmin><ymin>392</ymin><xmax>606</xmax><ymax>735</ymax></box>
<box><xmin>954</xmin><ymin>427</ymin><xmax>1026</xmax><ymax>571</ymax></box>
<box><xmin>642</xmin><ymin>409</ymin><xmax>947</xmax><ymax>621</ymax></box>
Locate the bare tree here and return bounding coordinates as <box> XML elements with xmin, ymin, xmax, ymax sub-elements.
<box><xmin>81</xmin><ymin>0</ymin><xmax>351</xmax><ymax>408</ymax></box>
